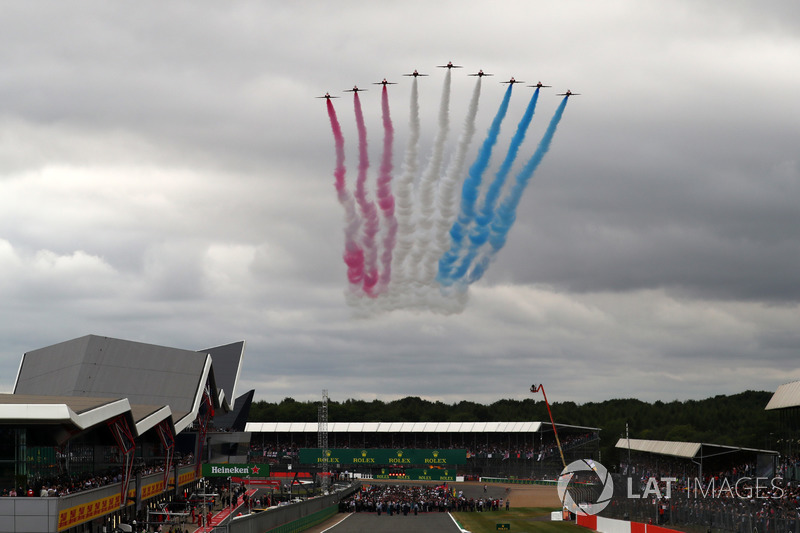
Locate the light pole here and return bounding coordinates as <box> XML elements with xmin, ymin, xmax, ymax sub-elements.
<box><xmin>531</xmin><ymin>384</ymin><xmax>566</xmax><ymax>469</ymax></box>
<box><xmin>626</xmin><ymin>422</ymin><xmax>631</xmax><ymax>472</ymax></box>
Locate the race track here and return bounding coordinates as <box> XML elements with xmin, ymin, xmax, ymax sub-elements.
<box><xmin>320</xmin><ymin>511</ymin><xmax>463</xmax><ymax>532</ymax></box>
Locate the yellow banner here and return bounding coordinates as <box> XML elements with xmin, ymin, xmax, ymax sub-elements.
<box><xmin>57</xmin><ymin>469</ymin><xmax>197</xmax><ymax>530</ymax></box>
<box><xmin>58</xmin><ymin>493</ymin><xmax>121</xmax><ymax>531</ymax></box>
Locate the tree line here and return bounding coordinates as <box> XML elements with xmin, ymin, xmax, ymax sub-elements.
<box><xmin>247</xmin><ymin>390</ymin><xmax>777</xmax><ymax>463</ymax></box>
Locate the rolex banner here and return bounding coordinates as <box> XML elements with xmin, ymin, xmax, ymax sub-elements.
<box><xmin>298</xmin><ymin>449</ymin><xmax>466</xmax><ymax>465</ymax></box>
<box><xmin>202</xmin><ymin>463</ymin><xmax>270</xmax><ymax>477</ymax></box>
<box><xmin>374</xmin><ymin>468</ymin><xmax>457</xmax><ymax>481</ymax></box>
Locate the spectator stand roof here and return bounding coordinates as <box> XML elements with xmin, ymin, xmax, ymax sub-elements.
<box><xmin>615</xmin><ymin>438</ymin><xmax>778</xmax><ymax>459</ymax></box>
<box><xmin>766</xmin><ymin>380</ymin><xmax>800</xmax><ymax>410</ymax></box>
<box><xmin>0</xmin><ymin>393</ymin><xmax>135</xmax><ymax>445</ymax></box>
<box><xmin>245</xmin><ymin>421</ymin><xmax>600</xmax><ymax>433</ymax></box>
<box><xmin>2</xmin><ymin>334</ymin><xmax>245</xmax><ymax>441</ymax></box>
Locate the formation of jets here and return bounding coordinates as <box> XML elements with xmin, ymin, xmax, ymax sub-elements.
<box><xmin>318</xmin><ymin>63</ymin><xmax>579</xmax><ymax>98</ymax></box>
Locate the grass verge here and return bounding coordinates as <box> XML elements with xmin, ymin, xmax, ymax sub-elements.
<box><xmin>453</xmin><ymin>507</ymin><xmax>581</xmax><ymax>533</ymax></box>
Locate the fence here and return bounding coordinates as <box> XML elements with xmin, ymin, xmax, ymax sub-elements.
<box><xmin>602</xmin><ymin>474</ymin><xmax>800</xmax><ymax>533</ymax></box>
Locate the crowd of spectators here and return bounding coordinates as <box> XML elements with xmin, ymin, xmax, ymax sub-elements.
<box><xmin>249</xmin><ymin>432</ymin><xmax>600</xmax><ymax>464</ymax></box>
<box><xmin>611</xmin><ymin>455</ymin><xmax>800</xmax><ymax>531</ymax></box>
<box><xmin>338</xmin><ymin>483</ymin><xmax>508</xmax><ymax>515</ymax></box>
<box><xmin>2</xmin><ymin>454</ymin><xmax>194</xmax><ymax>498</ymax></box>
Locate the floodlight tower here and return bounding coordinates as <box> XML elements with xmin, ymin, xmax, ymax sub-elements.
<box><xmin>318</xmin><ymin>389</ymin><xmax>330</xmax><ymax>491</ymax></box>
<box><xmin>531</xmin><ymin>383</ymin><xmax>566</xmax><ymax>469</ymax></box>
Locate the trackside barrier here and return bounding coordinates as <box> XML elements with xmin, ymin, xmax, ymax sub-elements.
<box><xmin>576</xmin><ymin>513</ymin><xmax>682</xmax><ymax>533</ymax></box>
<box><xmin>263</xmin><ymin>506</ymin><xmax>338</xmax><ymax>533</ymax></box>
<box><xmin>227</xmin><ymin>483</ymin><xmax>359</xmax><ymax>533</ymax></box>
<box><xmin>480</xmin><ymin>477</ymin><xmax>558</xmax><ymax>486</ymax></box>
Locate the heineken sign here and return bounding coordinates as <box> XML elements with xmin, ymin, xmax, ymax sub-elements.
<box><xmin>202</xmin><ymin>463</ymin><xmax>269</xmax><ymax>477</ymax></box>
<box><xmin>298</xmin><ymin>448</ymin><xmax>466</xmax><ymax>466</ymax></box>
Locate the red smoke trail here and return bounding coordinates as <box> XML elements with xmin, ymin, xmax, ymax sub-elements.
<box><xmin>375</xmin><ymin>85</ymin><xmax>398</xmax><ymax>295</ymax></box>
<box><xmin>352</xmin><ymin>93</ymin><xmax>380</xmax><ymax>296</ymax></box>
<box><xmin>327</xmin><ymin>99</ymin><xmax>364</xmax><ymax>286</ymax></box>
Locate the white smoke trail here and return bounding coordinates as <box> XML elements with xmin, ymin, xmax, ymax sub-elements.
<box><xmin>389</xmin><ymin>78</ymin><xmax>421</xmax><ymax>295</ymax></box>
<box><xmin>406</xmin><ymin>69</ymin><xmax>452</xmax><ymax>284</ymax></box>
<box><xmin>420</xmin><ymin>77</ymin><xmax>483</xmax><ymax>287</ymax></box>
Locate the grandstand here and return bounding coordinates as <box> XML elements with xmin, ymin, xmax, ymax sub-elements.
<box><xmin>766</xmin><ymin>380</ymin><xmax>800</xmax><ymax>450</ymax></box>
<box><xmin>615</xmin><ymin>438</ymin><xmax>778</xmax><ymax>478</ymax></box>
<box><xmin>0</xmin><ymin>334</ymin><xmax>250</xmax><ymax>533</ymax></box>
<box><xmin>245</xmin><ymin>420</ymin><xmax>601</xmax><ymax>479</ymax></box>
<box><xmin>766</xmin><ymin>379</ymin><xmax>800</xmax><ymax>481</ymax></box>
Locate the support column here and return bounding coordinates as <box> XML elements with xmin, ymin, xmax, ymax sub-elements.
<box><xmin>195</xmin><ymin>389</ymin><xmax>214</xmax><ymax>476</ymax></box>
<box><xmin>156</xmin><ymin>421</ymin><xmax>175</xmax><ymax>491</ymax></box>
<box><xmin>107</xmin><ymin>416</ymin><xmax>136</xmax><ymax>508</ymax></box>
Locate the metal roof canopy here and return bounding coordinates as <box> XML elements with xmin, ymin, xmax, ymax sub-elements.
<box><xmin>200</xmin><ymin>341</ymin><xmax>245</xmax><ymax>411</ymax></box>
<box><xmin>245</xmin><ymin>421</ymin><xmax>599</xmax><ymax>433</ymax></box>
<box><xmin>615</xmin><ymin>438</ymin><xmax>778</xmax><ymax>459</ymax></box>
<box><xmin>10</xmin><ymin>334</ymin><xmax>242</xmax><ymax>434</ymax></box>
<box><xmin>766</xmin><ymin>380</ymin><xmax>800</xmax><ymax>410</ymax></box>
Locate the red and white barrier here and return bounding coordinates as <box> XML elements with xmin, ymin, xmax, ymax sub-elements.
<box><xmin>576</xmin><ymin>514</ymin><xmax>681</xmax><ymax>533</ymax></box>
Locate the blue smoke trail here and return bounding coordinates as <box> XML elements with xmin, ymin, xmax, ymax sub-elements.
<box><xmin>437</xmin><ymin>84</ymin><xmax>514</xmax><ymax>285</ymax></box>
<box><xmin>468</xmin><ymin>97</ymin><xmax>569</xmax><ymax>284</ymax></box>
<box><xmin>449</xmin><ymin>88</ymin><xmax>541</xmax><ymax>282</ymax></box>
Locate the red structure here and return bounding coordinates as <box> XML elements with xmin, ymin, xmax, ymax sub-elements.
<box><xmin>156</xmin><ymin>420</ymin><xmax>175</xmax><ymax>489</ymax></box>
<box><xmin>531</xmin><ymin>383</ymin><xmax>566</xmax><ymax>468</ymax></box>
<box><xmin>107</xmin><ymin>415</ymin><xmax>136</xmax><ymax>507</ymax></box>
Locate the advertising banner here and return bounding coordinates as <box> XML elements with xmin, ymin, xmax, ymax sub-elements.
<box><xmin>201</xmin><ymin>463</ymin><xmax>270</xmax><ymax>477</ymax></box>
<box><xmin>299</xmin><ymin>448</ymin><xmax>466</xmax><ymax>465</ymax></box>
<box><xmin>373</xmin><ymin>468</ymin><xmax>457</xmax><ymax>481</ymax></box>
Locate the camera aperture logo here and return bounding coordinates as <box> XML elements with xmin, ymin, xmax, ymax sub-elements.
<box><xmin>557</xmin><ymin>459</ymin><xmax>614</xmax><ymax>516</ymax></box>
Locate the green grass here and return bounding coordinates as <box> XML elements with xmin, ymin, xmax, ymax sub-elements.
<box><xmin>453</xmin><ymin>507</ymin><xmax>582</xmax><ymax>533</ymax></box>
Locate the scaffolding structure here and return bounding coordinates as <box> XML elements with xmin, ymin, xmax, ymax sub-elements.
<box><xmin>317</xmin><ymin>389</ymin><xmax>329</xmax><ymax>491</ymax></box>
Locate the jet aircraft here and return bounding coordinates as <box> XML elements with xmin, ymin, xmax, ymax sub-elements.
<box><xmin>500</xmin><ymin>77</ymin><xmax>524</xmax><ymax>85</ymax></box>
<box><xmin>556</xmin><ymin>89</ymin><xmax>581</xmax><ymax>97</ymax></box>
<box><xmin>437</xmin><ymin>61</ymin><xmax>463</xmax><ymax>69</ymax></box>
<box><xmin>468</xmin><ymin>70</ymin><xmax>493</xmax><ymax>77</ymax></box>
<box><xmin>528</xmin><ymin>82</ymin><xmax>552</xmax><ymax>89</ymax></box>
<box><xmin>344</xmin><ymin>86</ymin><xmax>366</xmax><ymax>93</ymax></box>
<box><xmin>316</xmin><ymin>93</ymin><xmax>339</xmax><ymax>99</ymax></box>
<box><xmin>403</xmin><ymin>70</ymin><xmax>429</xmax><ymax>77</ymax></box>
<box><xmin>373</xmin><ymin>79</ymin><xmax>397</xmax><ymax>86</ymax></box>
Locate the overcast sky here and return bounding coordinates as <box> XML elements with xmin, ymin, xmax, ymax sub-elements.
<box><xmin>1</xmin><ymin>1</ymin><xmax>798</xmax><ymax>408</ymax></box>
